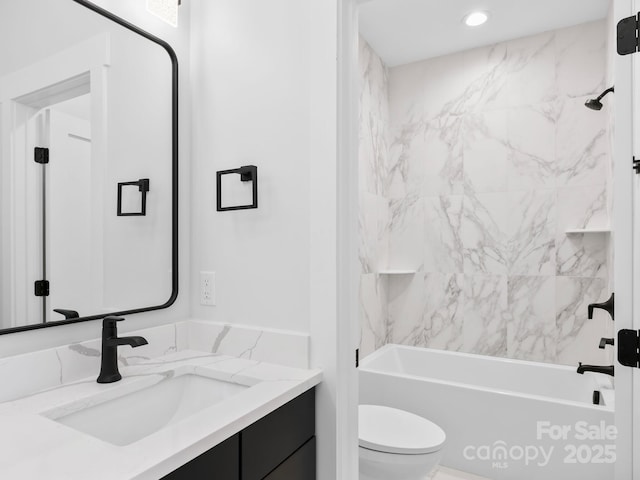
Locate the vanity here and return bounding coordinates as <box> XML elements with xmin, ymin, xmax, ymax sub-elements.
<box><xmin>164</xmin><ymin>388</ymin><xmax>316</xmax><ymax>480</ymax></box>
<box><xmin>0</xmin><ymin>321</ymin><xmax>321</xmax><ymax>479</ymax></box>
<box><xmin>0</xmin><ymin>2</ymin><xmax>321</xmax><ymax>478</ymax></box>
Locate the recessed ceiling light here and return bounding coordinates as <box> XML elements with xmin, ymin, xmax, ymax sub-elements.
<box><xmin>464</xmin><ymin>11</ymin><xmax>489</xmax><ymax>27</ymax></box>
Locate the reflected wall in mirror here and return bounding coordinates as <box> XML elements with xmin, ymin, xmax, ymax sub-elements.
<box><xmin>0</xmin><ymin>0</ymin><xmax>177</xmax><ymax>332</ymax></box>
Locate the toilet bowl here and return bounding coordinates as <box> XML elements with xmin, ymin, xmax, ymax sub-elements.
<box><xmin>359</xmin><ymin>405</ymin><xmax>446</xmax><ymax>480</ymax></box>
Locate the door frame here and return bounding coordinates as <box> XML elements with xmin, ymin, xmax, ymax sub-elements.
<box><xmin>616</xmin><ymin>0</ymin><xmax>638</xmax><ymax>477</ymax></box>
<box><xmin>0</xmin><ymin>34</ymin><xmax>110</xmax><ymax>328</ymax></box>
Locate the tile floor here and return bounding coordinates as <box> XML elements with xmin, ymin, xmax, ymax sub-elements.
<box><xmin>429</xmin><ymin>466</ymin><xmax>492</xmax><ymax>480</ymax></box>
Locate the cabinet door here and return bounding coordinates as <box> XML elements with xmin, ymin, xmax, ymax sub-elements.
<box><xmin>262</xmin><ymin>437</ymin><xmax>316</xmax><ymax>480</ymax></box>
<box><xmin>241</xmin><ymin>389</ymin><xmax>315</xmax><ymax>480</ymax></box>
<box><xmin>161</xmin><ymin>434</ymin><xmax>239</xmax><ymax>480</ymax></box>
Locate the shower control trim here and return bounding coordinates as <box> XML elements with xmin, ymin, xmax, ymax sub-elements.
<box><xmin>588</xmin><ymin>293</ymin><xmax>614</xmax><ymax>321</ymax></box>
<box><xmin>599</xmin><ymin>337</ymin><xmax>614</xmax><ymax>349</ymax></box>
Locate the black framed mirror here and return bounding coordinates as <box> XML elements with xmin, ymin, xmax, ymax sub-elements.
<box><xmin>0</xmin><ymin>0</ymin><xmax>178</xmax><ymax>335</ymax></box>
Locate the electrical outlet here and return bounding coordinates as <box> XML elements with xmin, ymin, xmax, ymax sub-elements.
<box><xmin>200</xmin><ymin>272</ymin><xmax>216</xmax><ymax>306</ymax></box>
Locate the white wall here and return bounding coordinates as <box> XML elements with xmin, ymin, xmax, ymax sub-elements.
<box><xmin>0</xmin><ymin>0</ymin><xmax>191</xmax><ymax>355</ymax></box>
<box><xmin>189</xmin><ymin>0</ymin><xmax>312</xmax><ymax>332</ymax></box>
<box><xmin>189</xmin><ymin>1</ymin><xmax>356</xmax><ymax>478</ymax></box>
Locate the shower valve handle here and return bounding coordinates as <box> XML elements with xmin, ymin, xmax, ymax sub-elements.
<box><xmin>599</xmin><ymin>338</ymin><xmax>614</xmax><ymax>349</ymax></box>
<box><xmin>588</xmin><ymin>293</ymin><xmax>614</xmax><ymax>321</ymax></box>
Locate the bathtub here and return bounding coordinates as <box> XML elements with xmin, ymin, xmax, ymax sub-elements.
<box><xmin>359</xmin><ymin>344</ymin><xmax>615</xmax><ymax>480</ymax></box>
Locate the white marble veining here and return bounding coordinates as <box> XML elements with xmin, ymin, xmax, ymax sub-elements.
<box><xmin>358</xmin><ymin>37</ymin><xmax>391</xmax><ymax>358</ymax></box>
<box><xmin>462</xmin><ymin>275</ymin><xmax>508</xmax><ymax>356</ymax></box>
<box><xmin>555</xmin><ymin>21</ymin><xmax>607</xmax><ymax>99</ymax></box>
<box><xmin>462</xmin><ymin>191</ymin><xmax>509</xmax><ymax>275</ymax></box>
<box><xmin>186</xmin><ymin>320</ymin><xmax>309</xmax><ymax>368</ymax></box>
<box><xmin>463</xmin><ymin>110</ymin><xmax>509</xmax><ymax>194</ymax></box>
<box><xmin>388</xmin><ymin>194</ymin><xmax>424</xmax><ymax>271</ymax></box>
<box><xmin>359</xmin><ymin>20</ymin><xmax>612</xmax><ymax>366</ymax></box>
<box><xmin>556</xmin><ymin>276</ymin><xmax>611</xmax><ymax>365</ymax></box>
<box><xmin>0</xmin><ymin>348</ymin><xmax>321</xmax><ymax>480</ymax></box>
<box><xmin>359</xmin><ymin>192</ymin><xmax>389</xmax><ymax>274</ymax></box>
<box><xmin>507</xmin><ymin>188</ymin><xmax>556</xmax><ymax>276</ymax></box>
<box><xmin>359</xmin><ymin>36</ymin><xmax>390</xmax><ymax>197</ymax></box>
<box><xmin>0</xmin><ymin>320</ymin><xmax>309</xmax><ymax>404</ymax></box>
<box><xmin>421</xmin><ymin>273</ymin><xmax>465</xmax><ymax>351</ymax></box>
<box><xmin>556</xmin><ymin>96</ymin><xmax>609</xmax><ymax>187</ymax></box>
<box><xmin>507</xmin><ymin>103</ymin><xmax>557</xmax><ymax>189</ymax></box>
<box><xmin>423</xmin><ymin>195</ymin><xmax>464</xmax><ymax>274</ymax></box>
<box><xmin>507</xmin><ymin>276</ymin><xmax>556</xmax><ymax>362</ymax></box>
<box><xmin>360</xmin><ymin>274</ymin><xmax>389</xmax><ymax>356</ymax></box>
<box><xmin>556</xmin><ymin>184</ymin><xmax>609</xmax><ymax>279</ymax></box>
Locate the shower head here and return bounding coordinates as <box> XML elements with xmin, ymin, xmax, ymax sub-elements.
<box><xmin>585</xmin><ymin>98</ymin><xmax>604</xmax><ymax>111</ymax></box>
<box><xmin>585</xmin><ymin>86</ymin><xmax>614</xmax><ymax>111</ymax></box>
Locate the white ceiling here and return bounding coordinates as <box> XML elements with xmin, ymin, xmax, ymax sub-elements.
<box><xmin>359</xmin><ymin>0</ymin><xmax>611</xmax><ymax>67</ymax></box>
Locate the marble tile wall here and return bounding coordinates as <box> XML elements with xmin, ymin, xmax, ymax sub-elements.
<box><xmin>359</xmin><ymin>38</ymin><xmax>391</xmax><ymax>356</ymax></box>
<box><xmin>358</xmin><ymin>21</ymin><xmax>615</xmax><ymax>367</ymax></box>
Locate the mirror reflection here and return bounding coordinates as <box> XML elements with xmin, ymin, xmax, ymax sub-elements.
<box><xmin>0</xmin><ymin>0</ymin><xmax>175</xmax><ymax>330</ymax></box>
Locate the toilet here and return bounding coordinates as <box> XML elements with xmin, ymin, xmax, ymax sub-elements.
<box><xmin>359</xmin><ymin>405</ymin><xmax>446</xmax><ymax>480</ymax></box>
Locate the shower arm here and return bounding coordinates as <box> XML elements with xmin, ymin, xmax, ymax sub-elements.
<box><xmin>596</xmin><ymin>86</ymin><xmax>615</xmax><ymax>102</ymax></box>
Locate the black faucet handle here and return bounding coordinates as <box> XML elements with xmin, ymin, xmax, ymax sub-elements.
<box><xmin>102</xmin><ymin>316</ymin><xmax>125</xmax><ymax>330</ymax></box>
<box><xmin>53</xmin><ymin>309</ymin><xmax>80</xmax><ymax>320</ymax></box>
<box><xmin>599</xmin><ymin>338</ymin><xmax>615</xmax><ymax>349</ymax></box>
<box><xmin>588</xmin><ymin>293</ymin><xmax>614</xmax><ymax>321</ymax></box>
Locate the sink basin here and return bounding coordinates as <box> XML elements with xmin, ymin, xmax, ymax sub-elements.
<box><xmin>51</xmin><ymin>374</ymin><xmax>248</xmax><ymax>446</ymax></box>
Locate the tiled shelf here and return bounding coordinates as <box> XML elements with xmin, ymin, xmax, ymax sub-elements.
<box><xmin>565</xmin><ymin>228</ymin><xmax>611</xmax><ymax>235</ymax></box>
<box><xmin>378</xmin><ymin>270</ymin><xmax>417</xmax><ymax>275</ymax></box>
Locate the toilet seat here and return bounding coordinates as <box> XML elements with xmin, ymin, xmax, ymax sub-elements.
<box><xmin>359</xmin><ymin>405</ymin><xmax>446</xmax><ymax>455</ymax></box>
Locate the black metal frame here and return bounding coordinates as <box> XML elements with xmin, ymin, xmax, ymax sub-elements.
<box><xmin>0</xmin><ymin>0</ymin><xmax>179</xmax><ymax>335</ymax></box>
<box><xmin>117</xmin><ymin>178</ymin><xmax>150</xmax><ymax>216</ymax></box>
<box><xmin>216</xmin><ymin>165</ymin><xmax>258</xmax><ymax>211</ymax></box>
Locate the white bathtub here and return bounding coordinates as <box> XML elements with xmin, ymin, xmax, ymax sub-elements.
<box><xmin>359</xmin><ymin>344</ymin><xmax>615</xmax><ymax>480</ymax></box>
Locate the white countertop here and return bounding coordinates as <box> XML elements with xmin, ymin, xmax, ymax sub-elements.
<box><xmin>0</xmin><ymin>350</ymin><xmax>322</xmax><ymax>479</ymax></box>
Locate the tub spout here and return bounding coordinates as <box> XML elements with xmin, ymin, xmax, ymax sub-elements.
<box><xmin>577</xmin><ymin>363</ymin><xmax>614</xmax><ymax>377</ymax></box>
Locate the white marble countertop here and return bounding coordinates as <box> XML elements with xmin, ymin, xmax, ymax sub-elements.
<box><xmin>0</xmin><ymin>350</ymin><xmax>322</xmax><ymax>479</ymax></box>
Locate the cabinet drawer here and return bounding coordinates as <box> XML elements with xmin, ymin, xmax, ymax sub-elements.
<box><xmin>161</xmin><ymin>434</ymin><xmax>239</xmax><ymax>480</ymax></box>
<box><xmin>262</xmin><ymin>437</ymin><xmax>316</xmax><ymax>480</ymax></box>
<box><xmin>241</xmin><ymin>388</ymin><xmax>315</xmax><ymax>480</ymax></box>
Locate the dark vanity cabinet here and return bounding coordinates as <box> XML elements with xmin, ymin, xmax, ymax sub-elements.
<box><xmin>162</xmin><ymin>388</ymin><xmax>316</xmax><ymax>480</ymax></box>
<box><xmin>162</xmin><ymin>434</ymin><xmax>240</xmax><ymax>479</ymax></box>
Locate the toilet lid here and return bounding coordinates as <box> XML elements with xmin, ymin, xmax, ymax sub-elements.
<box><xmin>359</xmin><ymin>405</ymin><xmax>446</xmax><ymax>455</ymax></box>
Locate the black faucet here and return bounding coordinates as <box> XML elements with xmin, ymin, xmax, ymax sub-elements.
<box><xmin>577</xmin><ymin>363</ymin><xmax>614</xmax><ymax>377</ymax></box>
<box><xmin>588</xmin><ymin>293</ymin><xmax>614</xmax><ymax>321</ymax></box>
<box><xmin>97</xmin><ymin>317</ymin><xmax>148</xmax><ymax>384</ymax></box>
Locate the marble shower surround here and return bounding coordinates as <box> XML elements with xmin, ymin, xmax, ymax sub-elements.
<box><xmin>359</xmin><ymin>38</ymin><xmax>391</xmax><ymax>355</ymax></box>
<box><xmin>359</xmin><ymin>21</ymin><xmax>614</xmax><ymax>366</ymax></box>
